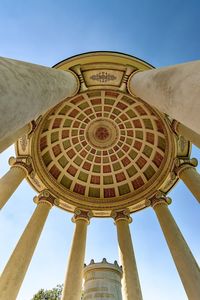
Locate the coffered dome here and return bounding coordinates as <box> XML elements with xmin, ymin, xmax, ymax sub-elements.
<box><xmin>16</xmin><ymin>52</ymin><xmax>190</xmax><ymax>216</ymax></box>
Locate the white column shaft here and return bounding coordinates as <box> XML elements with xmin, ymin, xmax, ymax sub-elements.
<box><xmin>0</xmin><ymin>56</ymin><xmax>78</xmax><ymax>141</ymax></box>
<box><xmin>62</xmin><ymin>219</ymin><xmax>88</xmax><ymax>300</ymax></box>
<box><xmin>179</xmin><ymin>167</ymin><xmax>200</xmax><ymax>204</ymax></box>
<box><xmin>0</xmin><ymin>201</ymin><xmax>51</xmax><ymax>300</ymax></box>
<box><xmin>154</xmin><ymin>203</ymin><xmax>200</xmax><ymax>300</ymax></box>
<box><xmin>176</xmin><ymin>123</ymin><xmax>200</xmax><ymax>149</ymax></box>
<box><xmin>0</xmin><ymin>167</ymin><xmax>26</xmax><ymax>209</ymax></box>
<box><xmin>116</xmin><ymin>219</ymin><xmax>143</xmax><ymax>300</ymax></box>
<box><xmin>0</xmin><ymin>123</ymin><xmax>31</xmax><ymax>153</ymax></box>
<box><xmin>129</xmin><ymin>61</ymin><xmax>200</xmax><ymax>135</ymax></box>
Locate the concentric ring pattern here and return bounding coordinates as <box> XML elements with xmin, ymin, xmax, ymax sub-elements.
<box><xmin>35</xmin><ymin>89</ymin><xmax>172</xmax><ymax>204</ymax></box>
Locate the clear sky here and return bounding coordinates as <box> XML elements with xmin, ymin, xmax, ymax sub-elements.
<box><xmin>0</xmin><ymin>1</ymin><xmax>200</xmax><ymax>299</ymax></box>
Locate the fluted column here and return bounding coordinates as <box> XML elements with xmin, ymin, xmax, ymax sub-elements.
<box><xmin>128</xmin><ymin>60</ymin><xmax>200</xmax><ymax>135</ymax></box>
<box><xmin>0</xmin><ymin>56</ymin><xmax>79</xmax><ymax>142</ymax></box>
<box><xmin>0</xmin><ymin>191</ymin><xmax>54</xmax><ymax>300</ymax></box>
<box><xmin>113</xmin><ymin>210</ymin><xmax>143</xmax><ymax>300</ymax></box>
<box><xmin>0</xmin><ymin>156</ymin><xmax>33</xmax><ymax>210</ymax></box>
<box><xmin>174</xmin><ymin>157</ymin><xmax>200</xmax><ymax>204</ymax></box>
<box><xmin>172</xmin><ymin>120</ymin><xmax>200</xmax><ymax>149</ymax></box>
<box><xmin>61</xmin><ymin>210</ymin><xmax>91</xmax><ymax>300</ymax></box>
<box><xmin>151</xmin><ymin>193</ymin><xmax>200</xmax><ymax>300</ymax></box>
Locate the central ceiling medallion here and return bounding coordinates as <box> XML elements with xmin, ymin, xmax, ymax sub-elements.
<box><xmin>95</xmin><ymin>127</ymin><xmax>109</xmax><ymax>141</ymax></box>
<box><xmin>86</xmin><ymin>119</ymin><xmax>119</xmax><ymax>149</ymax></box>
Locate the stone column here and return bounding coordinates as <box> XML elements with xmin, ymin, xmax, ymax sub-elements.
<box><xmin>0</xmin><ymin>121</ymin><xmax>36</xmax><ymax>153</ymax></box>
<box><xmin>0</xmin><ymin>156</ymin><xmax>32</xmax><ymax>210</ymax></box>
<box><xmin>151</xmin><ymin>194</ymin><xmax>200</xmax><ymax>300</ymax></box>
<box><xmin>0</xmin><ymin>56</ymin><xmax>79</xmax><ymax>142</ymax></box>
<box><xmin>113</xmin><ymin>210</ymin><xmax>143</xmax><ymax>300</ymax></box>
<box><xmin>172</xmin><ymin>120</ymin><xmax>200</xmax><ymax>149</ymax></box>
<box><xmin>128</xmin><ymin>61</ymin><xmax>200</xmax><ymax>135</ymax></box>
<box><xmin>61</xmin><ymin>210</ymin><xmax>91</xmax><ymax>300</ymax></box>
<box><xmin>0</xmin><ymin>191</ymin><xmax>54</xmax><ymax>300</ymax></box>
<box><xmin>174</xmin><ymin>158</ymin><xmax>200</xmax><ymax>204</ymax></box>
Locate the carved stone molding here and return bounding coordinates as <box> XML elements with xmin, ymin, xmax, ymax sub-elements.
<box><xmin>118</xmin><ymin>65</ymin><xmax>135</xmax><ymax>92</ymax></box>
<box><xmin>9</xmin><ymin>156</ymin><xmax>33</xmax><ymax>176</ymax></box>
<box><xmin>150</xmin><ymin>191</ymin><xmax>172</xmax><ymax>208</ymax></box>
<box><xmin>72</xmin><ymin>208</ymin><xmax>92</xmax><ymax>224</ymax></box>
<box><xmin>171</xmin><ymin>120</ymin><xmax>180</xmax><ymax>135</ymax></box>
<box><xmin>33</xmin><ymin>190</ymin><xmax>55</xmax><ymax>208</ymax></box>
<box><xmin>174</xmin><ymin>157</ymin><xmax>198</xmax><ymax>176</ymax></box>
<box><xmin>72</xmin><ymin>64</ymin><xmax>87</xmax><ymax>92</ymax></box>
<box><xmin>111</xmin><ymin>209</ymin><xmax>132</xmax><ymax>223</ymax></box>
<box><xmin>28</xmin><ymin>120</ymin><xmax>37</xmax><ymax>136</ymax></box>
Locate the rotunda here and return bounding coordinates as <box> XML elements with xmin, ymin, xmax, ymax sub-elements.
<box><xmin>0</xmin><ymin>52</ymin><xmax>199</xmax><ymax>300</ymax></box>
<box><xmin>15</xmin><ymin>52</ymin><xmax>190</xmax><ymax>215</ymax></box>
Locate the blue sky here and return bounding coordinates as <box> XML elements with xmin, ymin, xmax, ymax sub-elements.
<box><xmin>0</xmin><ymin>1</ymin><xmax>200</xmax><ymax>299</ymax></box>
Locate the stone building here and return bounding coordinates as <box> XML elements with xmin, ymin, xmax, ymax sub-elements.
<box><xmin>83</xmin><ymin>259</ymin><xmax>123</xmax><ymax>300</ymax></box>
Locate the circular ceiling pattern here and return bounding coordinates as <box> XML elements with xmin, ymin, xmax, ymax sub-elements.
<box><xmin>16</xmin><ymin>52</ymin><xmax>191</xmax><ymax>216</ymax></box>
<box><xmin>33</xmin><ymin>89</ymin><xmax>173</xmax><ymax>204</ymax></box>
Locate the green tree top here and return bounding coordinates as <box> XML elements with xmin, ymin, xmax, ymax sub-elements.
<box><xmin>31</xmin><ymin>284</ymin><xmax>63</xmax><ymax>300</ymax></box>
<box><xmin>31</xmin><ymin>284</ymin><xmax>84</xmax><ymax>299</ymax></box>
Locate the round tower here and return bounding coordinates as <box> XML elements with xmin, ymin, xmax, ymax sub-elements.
<box><xmin>83</xmin><ymin>258</ymin><xmax>123</xmax><ymax>300</ymax></box>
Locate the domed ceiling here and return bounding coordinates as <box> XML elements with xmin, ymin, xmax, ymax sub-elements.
<box><xmin>16</xmin><ymin>52</ymin><xmax>191</xmax><ymax>217</ymax></box>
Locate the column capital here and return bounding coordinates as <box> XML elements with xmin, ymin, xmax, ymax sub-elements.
<box><xmin>171</xmin><ymin>120</ymin><xmax>200</xmax><ymax>150</ymax></box>
<box><xmin>33</xmin><ymin>190</ymin><xmax>55</xmax><ymax>208</ymax></box>
<box><xmin>127</xmin><ymin>69</ymin><xmax>143</xmax><ymax>97</ymax></box>
<box><xmin>119</xmin><ymin>65</ymin><xmax>135</xmax><ymax>92</ymax></box>
<box><xmin>171</xmin><ymin>119</ymin><xmax>180</xmax><ymax>135</ymax></box>
<box><xmin>27</xmin><ymin>120</ymin><xmax>37</xmax><ymax>136</ymax></box>
<box><xmin>9</xmin><ymin>156</ymin><xmax>33</xmax><ymax>176</ymax></box>
<box><xmin>150</xmin><ymin>191</ymin><xmax>172</xmax><ymax>208</ymax></box>
<box><xmin>72</xmin><ymin>209</ymin><xmax>92</xmax><ymax>224</ymax></box>
<box><xmin>71</xmin><ymin>65</ymin><xmax>87</xmax><ymax>92</ymax></box>
<box><xmin>111</xmin><ymin>209</ymin><xmax>132</xmax><ymax>223</ymax></box>
<box><xmin>174</xmin><ymin>157</ymin><xmax>198</xmax><ymax>176</ymax></box>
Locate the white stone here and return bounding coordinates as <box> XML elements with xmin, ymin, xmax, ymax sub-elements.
<box><xmin>83</xmin><ymin>260</ymin><xmax>123</xmax><ymax>300</ymax></box>
<box><xmin>0</xmin><ymin>57</ymin><xmax>79</xmax><ymax>141</ymax></box>
<box><xmin>129</xmin><ymin>61</ymin><xmax>200</xmax><ymax>135</ymax></box>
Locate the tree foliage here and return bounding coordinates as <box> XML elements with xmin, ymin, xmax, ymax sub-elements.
<box><xmin>31</xmin><ymin>284</ymin><xmax>63</xmax><ymax>300</ymax></box>
<box><xmin>31</xmin><ymin>284</ymin><xmax>84</xmax><ymax>299</ymax></box>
